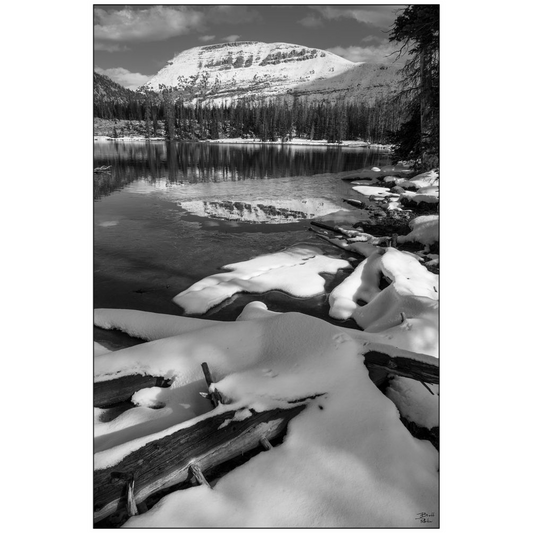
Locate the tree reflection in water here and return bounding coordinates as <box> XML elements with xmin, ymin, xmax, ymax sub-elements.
<box><xmin>94</xmin><ymin>141</ymin><xmax>387</xmax><ymax>200</ymax></box>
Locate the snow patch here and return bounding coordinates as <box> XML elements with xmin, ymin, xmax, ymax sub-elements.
<box><xmin>352</xmin><ymin>185</ymin><xmax>397</xmax><ymax>198</ymax></box>
<box><xmin>173</xmin><ymin>245</ymin><xmax>350</xmax><ymax>314</ymax></box>
<box><xmin>95</xmin><ymin>308</ymin><xmax>219</xmax><ymax>341</ymax></box>
<box><xmin>408</xmin><ymin>169</ymin><xmax>439</xmax><ymax>189</ymax></box>
<box><xmin>329</xmin><ymin>248</ymin><xmax>438</xmax><ymax>356</ymax></box>
<box><xmin>398</xmin><ymin>215</ymin><xmax>439</xmax><ymax>247</ymax></box>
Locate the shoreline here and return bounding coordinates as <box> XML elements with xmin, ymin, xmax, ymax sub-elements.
<box><xmin>93</xmin><ymin>135</ymin><xmax>391</xmax><ymax>150</ymax></box>
<box><xmin>93</xmin><ymin>159</ymin><xmax>439</xmax><ymax>528</ymax></box>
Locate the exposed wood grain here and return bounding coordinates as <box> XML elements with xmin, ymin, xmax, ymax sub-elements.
<box><xmin>94</xmin><ymin>374</ymin><xmax>173</xmax><ymax>408</ymax></box>
<box><xmin>126</xmin><ymin>478</ymin><xmax>138</xmax><ymax>516</ymax></box>
<box><xmin>190</xmin><ymin>462</ymin><xmax>212</xmax><ymax>488</ymax></box>
<box><xmin>94</xmin><ymin>403</ymin><xmax>306</xmax><ymax>522</ymax></box>
<box><xmin>201</xmin><ymin>362</ymin><xmax>228</xmax><ymax>407</ymax></box>
<box><xmin>260</xmin><ymin>437</ymin><xmax>273</xmax><ymax>450</ymax></box>
<box><xmin>363</xmin><ymin>350</ymin><xmax>439</xmax><ymax>385</ymax></box>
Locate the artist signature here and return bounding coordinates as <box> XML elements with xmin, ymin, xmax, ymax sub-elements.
<box><xmin>416</xmin><ymin>512</ymin><xmax>435</xmax><ymax>524</ymax></box>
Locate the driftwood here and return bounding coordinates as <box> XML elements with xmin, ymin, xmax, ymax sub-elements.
<box><xmin>93</xmin><ymin>349</ymin><xmax>437</xmax><ymax>525</ymax></box>
<box><xmin>94</xmin><ymin>165</ymin><xmax>112</xmax><ymax>173</ymax></box>
<box><xmin>94</xmin><ymin>374</ymin><xmax>173</xmax><ymax>408</ymax></box>
<box><xmin>310</xmin><ymin>229</ymin><xmax>353</xmax><ymax>253</ymax></box>
<box><xmin>309</xmin><ymin>220</ymin><xmax>345</xmax><ymax>234</ymax></box>
<box><xmin>363</xmin><ymin>350</ymin><xmax>439</xmax><ymax>385</ymax></box>
<box><xmin>94</xmin><ymin>402</ymin><xmax>307</xmax><ymax>523</ymax></box>
<box><xmin>309</xmin><ymin>227</ymin><xmax>381</xmax><ymax>258</ymax></box>
<box><xmin>343</xmin><ymin>198</ymin><xmax>366</xmax><ymax>209</ymax></box>
<box><xmin>310</xmin><ymin>221</ymin><xmax>388</xmax><ymax>245</ymax></box>
<box><xmin>201</xmin><ymin>362</ymin><xmax>229</xmax><ymax>407</ymax></box>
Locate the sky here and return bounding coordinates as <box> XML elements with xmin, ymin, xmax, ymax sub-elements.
<box><xmin>94</xmin><ymin>4</ymin><xmax>408</xmax><ymax>89</ymax></box>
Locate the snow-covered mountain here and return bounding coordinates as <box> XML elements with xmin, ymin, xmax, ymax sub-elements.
<box><xmin>141</xmin><ymin>41</ymin><xmax>400</xmax><ymax>105</ymax></box>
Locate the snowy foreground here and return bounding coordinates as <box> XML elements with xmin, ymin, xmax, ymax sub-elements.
<box><xmin>95</xmin><ymin>236</ymin><xmax>439</xmax><ymax>527</ymax></box>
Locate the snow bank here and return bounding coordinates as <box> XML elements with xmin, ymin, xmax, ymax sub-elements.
<box><xmin>95</xmin><ymin>308</ymin><xmax>219</xmax><ymax>341</ymax></box>
<box><xmin>408</xmin><ymin>169</ymin><xmax>439</xmax><ymax>189</ymax></box>
<box><xmin>393</xmin><ymin>170</ymin><xmax>439</xmax><ymax>207</ymax></box>
<box><xmin>398</xmin><ymin>215</ymin><xmax>439</xmax><ymax>247</ymax></box>
<box><xmin>329</xmin><ymin>251</ymin><xmax>384</xmax><ymax>321</ymax></box>
<box><xmin>173</xmin><ymin>245</ymin><xmax>350</xmax><ymax>314</ymax></box>
<box><xmin>328</xmin><ymin>248</ymin><xmax>438</xmax><ymax>356</ymax></box>
<box><xmin>94</xmin><ymin>307</ymin><xmax>438</xmax><ymax>527</ymax></box>
<box><xmin>400</xmin><ymin>189</ymin><xmax>439</xmax><ymax>205</ymax></box>
<box><xmin>352</xmin><ymin>185</ymin><xmax>398</xmax><ymax>198</ymax></box>
<box><xmin>207</xmin><ymin>137</ymin><xmax>378</xmax><ymax>148</ymax></box>
<box><xmin>311</xmin><ymin>209</ymin><xmax>369</xmax><ymax>229</ymax></box>
<box><xmin>383</xmin><ymin>175</ymin><xmax>412</xmax><ymax>186</ymax></box>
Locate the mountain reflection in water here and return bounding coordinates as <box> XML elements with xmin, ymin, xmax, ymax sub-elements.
<box><xmin>178</xmin><ymin>198</ymin><xmax>343</xmax><ymax>223</ymax></box>
<box><xmin>94</xmin><ymin>141</ymin><xmax>390</xmax><ymax>322</ymax></box>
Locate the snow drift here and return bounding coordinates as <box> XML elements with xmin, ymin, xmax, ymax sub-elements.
<box><xmin>95</xmin><ymin>303</ymin><xmax>438</xmax><ymax>527</ymax></box>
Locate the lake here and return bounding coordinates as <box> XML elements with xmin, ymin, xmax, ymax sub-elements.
<box><xmin>94</xmin><ymin>141</ymin><xmax>390</xmax><ymax>342</ymax></box>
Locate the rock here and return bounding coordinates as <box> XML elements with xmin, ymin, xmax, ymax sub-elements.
<box><xmin>383</xmin><ymin>175</ymin><xmax>401</xmax><ymax>184</ymax></box>
<box><xmin>391</xmin><ymin>186</ymin><xmax>406</xmax><ymax>194</ymax></box>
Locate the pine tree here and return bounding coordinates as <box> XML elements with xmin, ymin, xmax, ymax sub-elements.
<box><xmin>389</xmin><ymin>4</ymin><xmax>439</xmax><ymax>168</ymax></box>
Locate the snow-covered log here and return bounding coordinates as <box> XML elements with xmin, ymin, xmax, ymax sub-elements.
<box><xmin>363</xmin><ymin>350</ymin><xmax>438</xmax><ymax>385</ymax></box>
<box><xmin>310</xmin><ymin>219</ymin><xmax>345</xmax><ymax>234</ymax></box>
<box><xmin>343</xmin><ymin>198</ymin><xmax>366</xmax><ymax>209</ymax></box>
<box><xmin>95</xmin><ymin>374</ymin><xmax>173</xmax><ymax>408</ymax></box>
<box><xmin>94</xmin><ymin>403</ymin><xmax>307</xmax><ymax>524</ymax></box>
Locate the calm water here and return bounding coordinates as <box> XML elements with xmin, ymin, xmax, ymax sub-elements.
<box><xmin>94</xmin><ymin>141</ymin><xmax>390</xmax><ymax>335</ymax></box>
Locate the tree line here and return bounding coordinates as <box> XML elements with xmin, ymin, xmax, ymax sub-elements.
<box><xmin>94</xmin><ymin>5</ymin><xmax>438</xmax><ymax>167</ymax></box>
<box><xmin>94</xmin><ymin>94</ymin><xmax>405</xmax><ymax>144</ymax></box>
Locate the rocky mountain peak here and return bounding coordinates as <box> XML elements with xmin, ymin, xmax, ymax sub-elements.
<box><xmin>141</xmin><ymin>41</ymin><xmax>399</xmax><ymax>105</ymax></box>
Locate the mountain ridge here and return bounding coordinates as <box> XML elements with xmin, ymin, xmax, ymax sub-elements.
<box><xmin>140</xmin><ymin>41</ymin><xmax>400</xmax><ymax>105</ymax></box>
<box><xmin>93</xmin><ymin>71</ymin><xmax>141</xmax><ymax>105</ymax></box>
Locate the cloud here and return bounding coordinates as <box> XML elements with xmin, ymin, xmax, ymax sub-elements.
<box><xmin>94</xmin><ymin>6</ymin><xmax>205</xmax><ymax>43</ymax></box>
<box><xmin>95</xmin><ymin>67</ymin><xmax>152</xmax><ymax>90</ymax></box>
<box><xmin>221</xmin><ymin>35</ymin><xmax>241</xmax><ymax>43</ymax></box>
<box><xmin>310</xmin><ymin>6</ymin><xmax>403</xmax><ymax>29</ymax></box>
<box><xmin>327</xmin><ymin>42</ymin><xmax>406</xmax><ymax>65</ymax></box>
<box><xmin>205</xmin><ymin>6</ymin><xmax>261</xmax><ymax>25</ymax></box>
<box><xmin>298</xmin><ymin>15</ymin><xmax>323</xmax><ymax>28</ymax></box>
<box><xmin>93</xmin><ymin>5</ymin><xmax>260</xmax><ymax>48</ymax></box>
<box><xmin>361</xmin><ymin>35</ymin><xmax>383</xmax><ymax>44</ymax></box>
<box><xmin>94</xmin><ymin>42</ymin><xmax>129</xmax><ymax>53</ymax></box>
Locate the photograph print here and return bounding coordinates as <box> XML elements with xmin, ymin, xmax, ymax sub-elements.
<box><xmin>94</xmin><ymin>4</ymin><xmax>439</xmax><ymax>528</ymax></box>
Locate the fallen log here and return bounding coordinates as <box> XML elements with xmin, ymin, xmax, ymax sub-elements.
<box><xmin>343</xmin><ymin>198</ymin><xmax>366</xmax><ymax>209</ymax></box>
<box><xmin>400</xmin><ymin>416</ymin><xmax>439</xmax><ymax>450</ymax></box>
<box><xmin>94</xmin><ymin>402</ymin><xmax>307</xmax><ymax>523</ymax></box>
<box><xmin>94</xmin><ymin>374</ymin><xmax>173</xmax><ymax>408</ymax></box>
<box><xmin>362</xmin><ymin>350</ymin><xmax>439</xmax><ymax>385</ymax></box>
<box><xmin>310</xmin><ymin>227</ymin><xmax>381</xmax><ymax>258</ymax></box>
<box><xmin>310</xmin><ymin>220</ymin><xmax>344</xmax><ymax>234</ymax></box>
